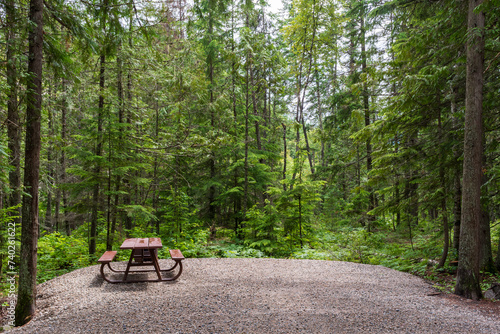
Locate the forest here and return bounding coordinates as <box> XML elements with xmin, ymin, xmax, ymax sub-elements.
<box><xmin>1</xmin><ymin>0</ymin><xmax>500</xmax><ymax>325</ymax></box>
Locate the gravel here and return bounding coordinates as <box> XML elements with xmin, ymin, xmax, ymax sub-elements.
<box><xmin>7</xmin><ymin>258</ymin><xmax>500</xmax><ymax>333</ymax></box>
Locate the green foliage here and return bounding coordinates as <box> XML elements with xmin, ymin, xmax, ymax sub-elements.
<box><xmin>0</xmin><ymin>205</ymin><xmax>21</xmax><ymax>277</ymax></box>
<box><xmin>0</xmin><ymin>141</ymin><xmax>9</xmax><ymax>192</ymax></box>
<box><xmin>207</xmin><ymin>244</ymin><xmax>266</xmax><ymax>258</ymax></box>
<box><xmin>4</xmin><ymin>0</ymin><xmax>500</xmax><ymax>302</ymax></box>
<box><xmin>37</xmin><ymin>233</ymin><xmax>91</xmax><ymax>283</ymax></box>
<box><xmin>244</xmin><ymin>201</ymin><xmax>282</xmax><ymax>255</ymax></box>
<box><xmin>291</xmin><ymin>246</ymin><xmax>332</xmax><ymax>260</ymax></box>
<box><xmin>160</xmin><ymin>186</ymin><xmax>197</xmax><ymax>240</ymax></box>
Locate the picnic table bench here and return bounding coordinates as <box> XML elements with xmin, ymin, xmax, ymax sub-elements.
<box><xmin>98</xmin><ymin>238</ymin><xmax>184</xmax><ymax>283</ymax></box>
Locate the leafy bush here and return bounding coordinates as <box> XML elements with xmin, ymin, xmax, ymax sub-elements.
<box><xmin>207</xmin><ymin>244</ymin><xmax>266</xmax><ymax>258</ymax></box>
<box><xmin>16</xmin><ymin>209</ymin><xmax>452</xmax><ymax>289</ymax></box>
<box><xmin>37</xmin><ymin>232</ymin><xmax>91</xmax><ymax>283</ymax></box>
<box><xmin>291</xmin><ymin>246</ymin><xmax>332</xmax><ymax>260</ymax></box>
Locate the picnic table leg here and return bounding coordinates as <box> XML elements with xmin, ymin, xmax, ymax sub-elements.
<box><xmin>122</xmin><ymin>250</ymin><xmax>135</xmax><ymax>282</ymax></box>
<box><xmin>99</xmin><ymin>258</ymin><xmax>182</xmax><ymax>283</ymax></box>
<box><xmin>100</xmin><ymin>263</ymin><xmax>112</xmax><ymax>283</ymax></box>
<box><xmin>162</xmin><ymin>260</ymin><xmax>183</xmax><ymax>281</ymax></box>
<box><xmin>99</xmin><ymin>263</ymin><xmax>125</xmax><ymax>283</ymax></box>
<box><xmin>162</xmin><ymin>260</ymin><xmax>180</xmax><ymax>272</ymax></box>
<box><xmin>152</xmin><ymin>251</ymin><xmax>163</xmax><ymax>281</ymax></box>
<box><xmin>106</xmin><ymin>262</ymin><xmax>121</xmax><ymax>273</ymax></box>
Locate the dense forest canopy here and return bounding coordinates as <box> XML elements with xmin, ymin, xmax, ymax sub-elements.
<box><xmin>1</xmin><ymin>0</ymin><xmax>500</xmax><ymax>319</ymax></box>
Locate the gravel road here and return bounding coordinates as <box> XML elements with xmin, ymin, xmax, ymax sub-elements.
<box><xmin>7</xmin><ymin>258</ymin><xmax>500</xmax><ymax>333</ymax></box>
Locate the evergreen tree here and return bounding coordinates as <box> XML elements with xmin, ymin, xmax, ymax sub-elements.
<box><xmin>15</xmin><ymin>0</ymin><xmax>43</xmax><ymax>325</ymax></box>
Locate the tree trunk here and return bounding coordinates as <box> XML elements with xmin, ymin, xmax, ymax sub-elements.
<box><xmin>452</xmin><ymin>165</ymin><xmax>462</xmax><ymax>252</ymax></box>
<box><xmin>479</xmin><ymin>204</ymin><xmax>494</xmax><ymax>272</ymax></box>
<box><xmin>282</xmin><ymin>123</ymin><xmax>287</xmax><ymax>191</ymax></box>
<box><xmin>408</xmin><ymin>135</ymin><xmax>419</xmax><ymax>225</ymax></box>
<box><xmin>153</xmin><ymin>84</ymin><xmax>159</xmax><ymax>235</ymax></box>
<box><xmin>291</xmin><ymin>73</ymin><xmax>302</xmax><ymax>187</ymax></box>
<box><xmin>454</xmin><ymin>0</ymin><xmax>485</xmax><ymax>300</ymax></box>
<box><xmin>250</xmin><ymin>66</ymin><xmax>262</xmax><ymax>155</ymax></box>
<box><xmin>293</xmin><ymin>16</ymin><xmax>318</xmax><ymax>182</ymax></box>
<box><xmin>45</xmin><ymin>93</ymin><xmax>55</xmax><ymax>231</ymax></box>
<box><xmin>111</xmin><ymin>49</ymin><xmax>124</xmax><ymax>243</ymax></box>
<box><xmin>298</xmin><ymin>195</ymin><xmax>303</xmax><ymax>248</ymax></box>
<box><xmin>207</xmin><ymin>10</ymin><xmax>216</xmax><ymax>235</ymax></box>
<box><xmin>395</xmin><ymin>136</ymin><xmax>401</xmax><ymax>228</ymax></box>
<box><xmin>54</xmin><ymin>82</ymin><xmax>60</xmax><ymax>233</ymax></box>
<box><xmin>123</xmin><ymin>7</ymin><xmax>133</xmax><ymax>235</ymax></box>
<box><xmin>479</xmin><ymin>152</ymin><xmax>494</xmax><ymax>272</ymax></box>
<box><xmin>15</xmin><ymin>0</ymin><xmax>43</xmax><ymax>325</ymax></box>
<box><xmin>316</xmin><ymin>71</ymin><xmax>325</xmax><ymax>168</ymax></box>
<box><xmin>496</xmin><ymin>236</ymin><xmax>500</xmax><ymax>272</ymax></box>
<box><xmin>301</xmin><ymin>116</ymin><xmax>315</xmax><ymax>174</ymax></box>
<box><xmin>361</xmin><ymin>10</ymin><xmax>374</xmax><ymax>231</ymax></box>
<box><xmin>90</xmin><ymin>0</ymin><xmax>109</xmax><ymax>254</ymax></box>
<box><xmin>404</xmin><ymin>166</ymin><xmax>416</xmax><ymax>249</ymax></box>
<box><xmin>451</xmin><ymin>86</ymin><xmax>461</xmax><ymax>252</ymax></box>
<box><xmin>243</xmin><ymin>61</ymin><xmax>250</xmax><ymax>219</ymax></box>
<box><xmin>90</xmin><ymin>51</ymin><xmax>105</xmax><ymax>255</ymax></box>
<box><xmin>61</xmin><ymin>78</ymin><xmax>70</xmax><ymax>235</ymax></box>
<box><xmin>231</xmin><ymin>8</ymin><xmax>240</xmax><ymax>236</ymax></box>
<box><xmin>356</xmin><ymin>144</ymin><xmax>361</xmax><ymax>187</ymax></box>
<box><xmin>437</xmin><ymin>112</ymin><xmax>449</xmax><ymax>269</ymax></box>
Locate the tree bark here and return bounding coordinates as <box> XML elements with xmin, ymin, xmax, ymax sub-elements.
<box><xmin>152</xmin><ymin>83</ymin><xmax>159</xmax><ymax>235</ymax></box>
<box><xmin>243</xmin><ymin>59</ymin><xmax>250</xmax><ymax>219</ymax></box>
<box><xmin>479</xmin><ymin>203</ymin><xmax>494</xmax><ymax>272</ymax></box>
<box><xmin>90</xmin><ymin>51</ymin><xmax>105</xmax><ymax>255</ymax></box>
<box><xmin>111</xmin><ymin>48</ymin><xmax>124</xmax><ymax>244</ymax></box>
<box><xmin>454</xmin><ymin>0</ymin><xmax>485</xmax><ymax>300</ymax></box>
<box><xmin>395</xmin><ymin>136</ymin><xmax>401</xmax><ymax>228</ymax></box>
<box><xmin>15</xmin><ymin>0</ymin><xmax>43</xmax><ymax>325</ymax></box>
<box><xmin>315</xmin><ymin>70</ymin><xmax>325</xmax><ymax>167</ymax></box>
<box><xmin>452</xmin><ymin>164</ymin><xmax>462</xmax><ymax>252</ymax></box>
<box><xmin>361</xmin><ymin>8</ymin><xmax>374</xmax><ymax>231</ymax></box>
<box><xmin>61</xmin><ymin>78</ymin><xmax>70</xmax><ymax>235</ymax></box>
<box><xmin>123</xmin><ymin>5</ymin><xmax>133</xmax><ymax>235</ymax></box>
<box><xmin>451</xmin><ymin>85</ymin><xmax>461</xmax><ymax>252</ymax></box>
<box><xmin>250</xmin><ymin>65</ymin><xmax>262</xmax><ymax>155</ymax></box>
<box><xmin>90</xmin><ymin>0</ymin><xmax>109</xmax><ymax>254</ymax></box>
<box><xmin>301</xmin><ymin>116</ymin><xmax>315</xmax><ymax>174</ymax></box>
<box><xmin>207</xmin><ymin>8</ymin><xmax>217</xmax><ymax>235</ymax></box>
<box><xmin>282</xmin><ymin>123</ymin><xmax>287</xmax><ymax>191</ymax></box>
<box><xmin>298</xmin><ymin>195</ymin><xmax>303</xmax><ymax>248</ymax></box>
<box><xmin>479</xmin><ymin>151</ymin><xmax>494</xmax><ymax>272</ymax></box>
<box><xmin>230</xmin><ymin>7</ymin><xmax>241</xmax><ymax>236</ymax></box>
<box><xmin>496</xmin><ymin>236</ymin><xmax>500</xmax><ymax>272</ymax></box>
<box><xmin>45</xmin><ymin>91</ymin><xmax>55</xmax><ymax>231</ymax></box>
<box><xmin>437</xmin><ymin>111</ymin><xmax>449</xmax><ymax>269</ymax></box>
<box><xmin>452</xmin><ymin>124</ymin><xmax>462</xmax><ymax>251</ymax></box>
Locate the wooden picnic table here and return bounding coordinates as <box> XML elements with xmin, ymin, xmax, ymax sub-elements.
<box><xmin>98</xmin><ymin>238</ymin><xmax>184</xmax><ymax>283</ymax></box>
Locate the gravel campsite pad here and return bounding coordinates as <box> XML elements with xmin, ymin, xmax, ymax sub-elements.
<box><xmin>8</xmin><ymin>258</ymin><xmax>500</xmax><ymax>333</ymax></box>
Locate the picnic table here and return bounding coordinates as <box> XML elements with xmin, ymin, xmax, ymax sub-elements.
<box><xmin>98</xmin><ymin>238</ymin><xmax>184</xmax><ymax>283</ymax></box>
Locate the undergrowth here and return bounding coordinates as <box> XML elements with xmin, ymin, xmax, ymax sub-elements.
<box><xmin>1</xmin><ymin>219</ymin><xmax>499</xmax><ymax>300</ymax></box>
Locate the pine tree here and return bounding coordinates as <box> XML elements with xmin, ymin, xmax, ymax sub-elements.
<box><xmin>454</xmin><ymin>0</ymin><xmax>485</xmax><ymax>301</ymax></box>
<box><xmin>15</xmin><ymin>0</ymin><xmax>43</xmax><ymax>325</ymax></box>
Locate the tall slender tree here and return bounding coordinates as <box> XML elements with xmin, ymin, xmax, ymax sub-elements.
<box><xmin>454</xmin><ymin>0</ymin><xmax>485</xmax><ymax>300</ymax></box>
<box><xmin>89</xmin><ymin>0</ymin><xmax>109</xmax><ymax>255</ymax></box>
<box><xmin>15</xmin><ymin>0</ymin><xmax>44</xmax><ymax>325</ymax></box>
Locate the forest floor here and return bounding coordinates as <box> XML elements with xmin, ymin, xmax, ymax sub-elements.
<box><xmin>418</xmin><ymin>268</ymin><xmax>500</xmax><ymax>318</ymax></box>
<box><xmin>2</xmin><ymin>258</ymin><xmax>499</xmax><ymax>333</ymax></box>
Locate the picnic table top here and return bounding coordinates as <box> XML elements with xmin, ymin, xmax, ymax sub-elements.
<box><xmin>119</xmin><ymin>237</ymin><xmax>163</xmax><ymax>250</ymax></box>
